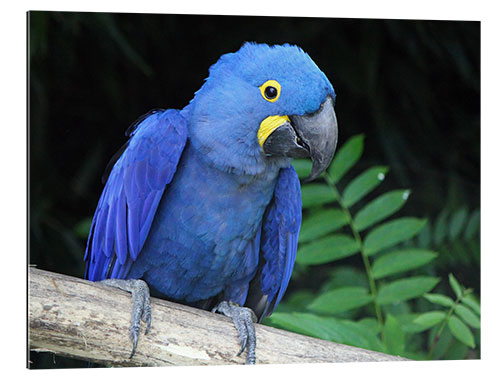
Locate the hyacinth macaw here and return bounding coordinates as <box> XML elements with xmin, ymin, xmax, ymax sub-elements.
<box><xmin>84</xmin><ymin>42</ymin><xmax>337</xmax><ymax>365</ymax></box>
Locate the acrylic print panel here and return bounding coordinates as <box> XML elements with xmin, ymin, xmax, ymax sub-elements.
<box><xmin>28</xmin><ymin>11</ymin><xmax>480</xmax><ymax>369</ymax></box>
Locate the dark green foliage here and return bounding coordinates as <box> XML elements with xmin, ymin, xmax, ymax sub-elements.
<box><xmin>264</xmin><ymin>135</ymin><xmax>480</xmax><ymax>360</ymax></box>
<box><xmin>418</xmin><ymin>208</ymin><xmax>480</xmax><ymax>292</ymax></box>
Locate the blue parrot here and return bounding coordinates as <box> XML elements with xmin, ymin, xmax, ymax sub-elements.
<box><xmin>84</xmin><ymin>42</ymin><xmax>337</xmax><ymax>365</ymax></box>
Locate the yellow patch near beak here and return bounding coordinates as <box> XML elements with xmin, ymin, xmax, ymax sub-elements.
<box><xmin>257</xmin><ymin>115</ymin><xmax>290</xmax><ymax>148</ymax></box>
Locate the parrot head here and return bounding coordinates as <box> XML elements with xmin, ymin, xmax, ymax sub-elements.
<box><xmin>186</xmin><ymin>42</ymin><xmax>338</xmax><ymax>180</ymax></box>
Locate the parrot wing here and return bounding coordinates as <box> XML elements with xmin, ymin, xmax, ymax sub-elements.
<box><xmin>247</xmin><ymin>165</ymin><xmax>302</xmax><ymax>321</ymax></box>
<box><xmin>84</xmin><ymin>109</ymin><xmax>188</xmax><ymax>281</ymax></box>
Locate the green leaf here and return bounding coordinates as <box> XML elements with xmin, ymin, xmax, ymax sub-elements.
<box><xmin>265</xmin><ymin>312</ymin><xmax>342</xmax><ymax>342</ymax></box>
<box><xmin>455</xmin><ymin>305</ymin><xmax>480</xmax><ymax>329</ymax></box>
<box><xmin>321</xmin><ymin>266</ymin><xmax>368</xmax><ymax>291</ymax></box>
<box><xmin>434</xmin><ymin>210</ymin><xmax>449</xmax><ymax>245</ymax></box>
<box><xmin>301</xmin><ymin>183</ymin><xmax>338</xmax><ymax>208</ymax></box>
<box><xmin>444</xmin><ymin>340</ymin><xmax>470</xmax><ymax>360</ymax></box>
<box><xmin>449</xmin><ymin>273</ymin><xmax>463</xmax><ymax>298</ymax></box>
<box><xmin>298</xmin><ymin>209</ymin><xmax>349</xmax><ymax>243</ymax></box>
<box><xmin>464</xmin><ymin>209</ymin><xmax>480</xmax><ymax>240</ymax></box>
<box><xmin>327</xmin><ymin>134</ymin><xmax>364</xmax><ymax>183</ymax></box>
<box><xmin>377</xmin><ymin>276</ymin><xmax>440</xmax><ymax>305</ymax></box>
<box><xmin>449</xmin><ymin>207</ymin><xmax>468</xmax><ymax>240</ymax></box>
<box><xmin>417</xmin><ymin>221</ymin><xmax>432</xmax><ymax>247</ymax></box>
<box><xmin>275</xmin><ymin>290</ymin><xmax>316</xmax><ymax>313</ymax></box>
<box><xmin>372</xmin><ymin>248</ymin><xmax>438</xmax><ymax>279</ymax></box>
<box><xmin>353</xmin><ymin>190</ymin><xmax>411</xmax><ymax>232</ymax></box>
<box><xmin>430</xmin><ymin>325</ymin><xmax>453</xmax><ymax>359</ymax></box>
<box><xmin>384</xmin><ymin>314</ymin><xmax>405</xmax><ymax>356</ymax></box>
<box><xmin>296</xmin><ymin>235</ymin><xmax>360</xmax><ymax>265</ymax></box>
<box><xmin>364</xmin><ymin>217</ymin><xmax>427</xmax><ymax>256</ymax></box>
<box><xmin>357</xmin><ymin>317</ymin><xmax>381</xmax><ymax>335</ymax></box>
<box><xmin>462</xmin><ymin>295</ymin><xmax>481</xmax><ymax>316</ymax></box>
<box><xmin>267</xmin><ymin>312</ymin><xmax>384</xmax><ymax>351</ymax></box>
<box><xmin>337</xmin><ymin>320</ymin><xmax>385</xmax><ymax>352</ymax></box>
<box><xmin>384</xmin><ymin>300</ymin><xmax>412</xmax><ymax>316</ymax></box>
<box><xmin>342</xmin><ymin>166</ymin><xmax>389</xmax><ymax>207</ymax></box>
<box><xmin>395</xmin><ymin>313</ymin><xmax>428</xmax><ymax>333</ymax></box>
<box><xmin>307</xmin><ymin>286</ymin><xmax>373</xmax><ymax>314</ymax></box>
<box><xmin>291</xmin><ymin>159</ymin><xmax>313</xmax><ymax>179</ymax></box>
<box><xmin>424</xmin><ymin>293</ymin><xmax>455</xmax><ymax>307</ymax></box>
<box><xmin>448</xmin><ymin>315</ymin><xmax>475</xmax><ymax>348</ymax></box>
<box><xmin>285</xmin><ymin>290</ymin><xmax>316</xmax><ymax>307</ymax></box>
<box><xmin>411</xmin><ymin>311</ymin><xmax>447</xmax><ymax>332</ymax></box>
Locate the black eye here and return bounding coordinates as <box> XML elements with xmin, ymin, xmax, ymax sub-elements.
<box><xmin>260</xmin><ymin>80</ymin><xmax>281</xmax><ymax>102</ymax></box>
<box><xmin>264</xmin><ymin>86</ymin><xmax>278</xmax><ymax>100</ymax></box>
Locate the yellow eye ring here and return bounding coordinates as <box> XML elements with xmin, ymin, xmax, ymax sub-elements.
<box><xmin>259</xmin><ymin>80</ymin><xmax>281</xmax><ymax>102</ymax></box>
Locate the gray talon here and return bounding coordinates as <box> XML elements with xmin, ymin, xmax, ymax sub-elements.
<box><xmin>98</xmin><ymin>279</ymin><xmax>151</xmax><ymax>359</ymax></box>
<box><xmin>213</xmin><ymin>301</ymin><xmax>257</xmax><ymax>365</ymax></box>
<box><xmin>237</xmin><ymin>335</ymin><xmax>247</xmax><ymax>356</ymax></box>
<box><xmin>143</xmin><ymin>309</ymin><xmax>152</xmax><ymax>335</ymax></box>
<box><xmin>129</xmin><ymin>324</ymin><xmax>139</xmax><ymax>359</ymax></box>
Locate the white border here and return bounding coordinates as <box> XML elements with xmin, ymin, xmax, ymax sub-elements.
<box><xmin>3</xmin><ymin>1</ymin><xmax>498</xmax><ymax>374</ymax></box>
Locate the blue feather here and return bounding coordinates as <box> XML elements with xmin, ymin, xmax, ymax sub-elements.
<box><xmin>258</xmin><ymin>166</ymin><xmax>301</xmax><ymax>319</ymax></box>
<box><xmin>85</xmin><ymin>109</ymin><xmax>188</xmax><ymax>280</ymax></box>
<box><xmin>104</xmin><ymin>199</ymin><xmax>116</xmax><ymax>257</ymax></box>
<box><xmin>127</xmin><ymin>202</ymin><xmax>140</xmax><ymax>260</ymax></box>
<box><xmin>115</xmin><ymin>189</ymin><xmax>128</xmax><ymax>265</ymax></box>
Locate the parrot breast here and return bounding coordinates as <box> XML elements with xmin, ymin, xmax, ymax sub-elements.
<box><xmin>127</xmin><ymin>142</ymin><xmax>281</xmax><ymax>302</ymax></box>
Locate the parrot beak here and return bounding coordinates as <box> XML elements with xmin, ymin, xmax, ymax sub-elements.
<box><xmin>261</xmin><ymin>95</ymin><xmax>338</xmax><ymax>181</ymax></box>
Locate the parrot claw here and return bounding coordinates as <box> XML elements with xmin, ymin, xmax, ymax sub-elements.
<box><xmin>237</xmin><ymin>335</ymin><xmax>248</xmax><ymax>356</ymax></box>
<box><xmin>212</xmin><ymin>301</ymin><xmax>257</xmax><ymax>365</ymax></box>
<box><xmin>98</xmin><ymin>279</ymin><xmax>151</xmax><ymax>359</ymax></box>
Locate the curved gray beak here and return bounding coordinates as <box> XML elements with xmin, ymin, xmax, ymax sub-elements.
<box><xmin>262</xmin><ymin>95</ymin><xmax>338</xmax><ymax>181</ymax></box>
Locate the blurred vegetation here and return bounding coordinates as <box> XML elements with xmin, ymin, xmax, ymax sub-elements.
<box><xmin>263</xmin><ymin>136</ymin><xmax>480</xmax><ymax>360</ymax></box>
<box><xmin>28</xmin><ymin>11</ymin><xmax>479</xmax><ymax>368</ymax></box>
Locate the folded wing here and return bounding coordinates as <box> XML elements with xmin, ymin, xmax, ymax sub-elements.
<box><xmin>84</xmin><ymin>109</ymin><xmax>188</xmax><ymax>281</ymax></box>
<box><xmin>246</xmin><ymin>166</ymin><xmax>302</xmax><ymax>321</ymax></box>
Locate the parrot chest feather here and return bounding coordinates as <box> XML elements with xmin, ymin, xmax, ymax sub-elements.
<box><xmin>128</xmin><ymin>144</ymin><xmax>280</xmax><ymax>302</ymax></box>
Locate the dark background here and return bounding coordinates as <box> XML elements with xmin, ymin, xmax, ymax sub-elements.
<box><xmin>28</xmin><ymin>11</ymin><xmax>480</xmax><ymax>368</ymax></box>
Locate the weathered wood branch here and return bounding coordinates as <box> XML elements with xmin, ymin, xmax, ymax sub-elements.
<box><xmin>29</xmin><ymin>267</ymin><xmax>406</xmax><ymax>366</ymax></box>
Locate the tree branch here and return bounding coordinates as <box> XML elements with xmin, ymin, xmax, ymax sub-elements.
<box><xmin>28</xmin><ymin>267</ymin><xmax>406</xmax><ymax>366</ymax></box>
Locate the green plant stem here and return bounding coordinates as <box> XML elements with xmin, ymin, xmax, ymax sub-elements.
<box><xmin>426</xmin><ymin>289</ymin><xmax>471</xmax><ymax>360</ymax></box>
<box><xmin>325</xmin><ymin>176</ymin><xmax>385</xmax><ymax>334</ymax></box>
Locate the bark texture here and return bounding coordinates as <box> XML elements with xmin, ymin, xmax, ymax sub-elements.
<box><xmin>28</xmin><ymin>267</ymin><xmax>407</xmax><ymax>366</ymax></box>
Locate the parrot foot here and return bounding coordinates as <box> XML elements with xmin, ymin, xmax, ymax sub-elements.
<box><xmin>212</xmin><ymin>301</ymin><xmax>258</xmax><ymax>365</ymax></box>
<box><xmin>98</xmin><ymin>279</ymin><xmax>151</xmax><ymax>359</ymax></box>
